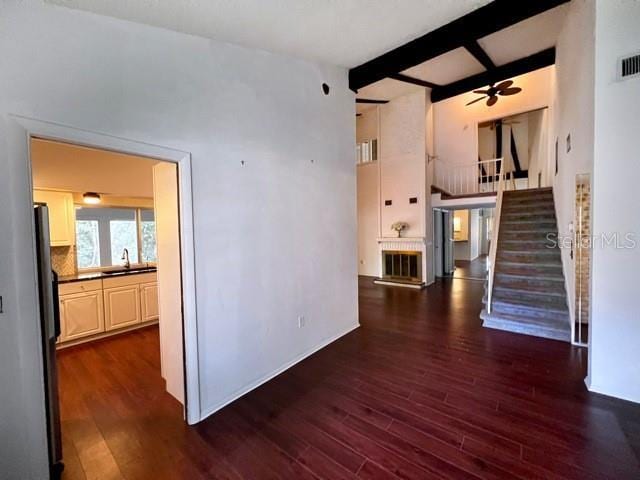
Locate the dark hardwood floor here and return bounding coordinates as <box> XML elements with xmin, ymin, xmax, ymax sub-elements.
<box><xmin>454</xmin><ymin>255</ymin><xmax>487</xmax><ymax>280</ymax></box>
<box><xmin>58</xmin><ymin>276</ymin><xmax>640</xmax><ymax>479</ymax></box>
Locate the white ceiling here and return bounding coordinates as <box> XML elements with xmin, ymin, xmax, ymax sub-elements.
<box><xmin>402</xmin><ymin>47</ymin><xmax>486</xmax><ymax>85</ymax></box>
<box><xmin>357</xmin><ymin>78</ymin><xmax>422</xmax><ymax>102</ymax></box>
<box><xmin>48</xmin><ymin>0</ymin><xmax>490</xmax><ymax>68</ymax></box>
<box><xmin>31</xmin><ymin>138</ymin><xmax>158</xmax><ymax>198</ymax></box>
<box><xmin>478</xmin><ymin>5</ymin><xmax>568</xmax><ymax>66</ymax></box>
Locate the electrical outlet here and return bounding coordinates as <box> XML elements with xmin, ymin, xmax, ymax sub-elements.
<box><xmin>298</xmin><ymin>316</ymin><xmax>305</xmax><ymax>328</ymax></box>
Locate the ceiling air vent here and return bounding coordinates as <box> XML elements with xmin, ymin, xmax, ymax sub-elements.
<box><xmin>619</xmin><ymin>52</ymin><xmax>640</xmax><ymax>80</ymax></box>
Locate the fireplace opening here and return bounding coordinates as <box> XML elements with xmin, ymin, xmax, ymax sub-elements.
<box><xmin>382</xmin><ymin>250</ymin><xmax>422</xmax><ymax>283</ymax></box>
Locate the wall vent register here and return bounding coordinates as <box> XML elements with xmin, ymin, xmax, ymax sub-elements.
<box><xmin>619</xmin><ymin>52</ymin><xmax>640</xmax><ymax>80</ymax></box>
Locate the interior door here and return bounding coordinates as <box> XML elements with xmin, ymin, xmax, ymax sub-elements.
<box><xmin>153</xmin><ymin>162</ymin><xmax>185</xmax><ymax>404</ymax></box>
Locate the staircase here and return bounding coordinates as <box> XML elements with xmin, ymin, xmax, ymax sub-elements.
<box><xmin>481</xmin><ymin>188</ymin><xmax>571</xmax><ymax>341</ymax></box>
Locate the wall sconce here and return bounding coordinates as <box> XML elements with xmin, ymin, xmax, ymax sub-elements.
<box><xmin>83</xmin><ymin>192</ymin><xmax>101</xmax><ymax>204</ymax></box>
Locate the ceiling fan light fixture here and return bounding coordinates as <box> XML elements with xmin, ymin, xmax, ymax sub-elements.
<box><xmin>83</xmin><ymin>192</ymin><xmax>101</xmax><ymax>204</ymax></box>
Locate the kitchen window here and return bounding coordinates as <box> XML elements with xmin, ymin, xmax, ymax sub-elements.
<box><xmin>75</xmin><ymin>207</ymin><xmax>156</xmax><ymax>270</ymax></box>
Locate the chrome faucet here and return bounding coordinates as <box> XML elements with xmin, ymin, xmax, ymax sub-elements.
<box><xmin>121</xmin><ymin>248</ymin><xmax>130</xmax><ymax>269</ymax></box>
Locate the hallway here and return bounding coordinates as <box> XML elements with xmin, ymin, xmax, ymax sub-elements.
<box><xmin>454</xmin><ymin>255</ymin><xmax>488</xmax><ymax>281</ymax></box>
<box><xmin>58</xmin><ymin>277</ymin><xmax>640</xmax><ymax>479</ymax></box>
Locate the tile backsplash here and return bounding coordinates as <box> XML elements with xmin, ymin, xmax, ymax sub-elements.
<box><xmin>51</xmin><ymin>246</ymin><xmax>76</xmax><ymax>276</ymax></box>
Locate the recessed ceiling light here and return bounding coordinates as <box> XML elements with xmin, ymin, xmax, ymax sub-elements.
<box><xmin>83</xmin><ymin>192</ymin><xmax>101</xmax><ymax>204</ymax></box>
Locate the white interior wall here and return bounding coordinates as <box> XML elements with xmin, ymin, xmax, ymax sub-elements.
<box><xmin>357</xmin><ymin>161</ymin><xmax>379</xmax><ymax>276</ymax></box>
<box><xmin>589</xmin><ymin>0</ymin><xmax>640</xmax><ymax>403</ymax></box>
<box><xmin>153</xmin><ymin>162</ymin><xmax>185</xmax><ymax>404</ymax></box>
<box><xmin>478</xmin><ymin>126</ymin><xmax>496</xmax><ymax>160</ymax></box>
<box><xmin>424</xmin><ymin>96</ymin><xmax>435</xmax><ymax>285</ymax></box>
<box><xmin>0</xmin><ymin>2</ymin><xmax>358</xmax><ymax>477</ymax></box>
<box><xmin>356</xmin><ymin>108</ymin><xmax>378</xmax><ymax>143</ymax></box>
<box><xmin>527</xmin><ymin>109</ymin><xmax>548</xmax><ymax>187</ymax></box>
<box><xmin>469</xmin><ymin>209</ymin><xmax>480</xmax><ymax>261</ymax></box>
<box><xmin>509</xmin><ymin>114</ymin><xmax>530</xmax><ymax>171</ymax></box>
<box><xmin>551</xmin><ymin>0</ymin><xmax>596</xmax><ymax>340</ymax></box>
<box><xmin>434</xmin><ymin>66</ymin><xmax>554</xmax><ymax>170</ymax></box>
<box><xmin>356</xmin><ymin>108</ymin><xmax>380</xmax><ymax>276</ymax></box>
<box><xmin>379</xmin><ymin>90</ymin><xmax>427</xmax><ymax>239</ymax></box>
<box><xmin>356</xmin><ymin>91</ymin><xmax>432</xmax><ymax>282</ymax></box>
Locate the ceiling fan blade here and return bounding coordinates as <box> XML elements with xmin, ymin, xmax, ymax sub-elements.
<box><xmin>473</xmin><ymin>89</ymin><xmax>490</xmax><ymax>94</ymax></box>
<box><xmin>466</xmin><ymin>96</ymin><xmax>485</xmax><ymax>106</ymax></box>
<box><xmin>486</xmin><ymin>96</ymin><xmax>498</xmax><ymax>107</ymax></box>
<box><xmin>495</xmin><ymin>80</ymin><xmax>513</xmax><ymax>90</ymax></box>
<box><xmin>498</xmin><ymin>87</ymin><xmax>522</xmax><ymax>96</ymax></box>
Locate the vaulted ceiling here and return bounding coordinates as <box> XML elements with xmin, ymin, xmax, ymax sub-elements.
<box><xmin>354</xmin><ymin>1</ymin><xmax>569</xmax><ymax>111</ymax></box>
<box><xmin>47</xmin><ymin>0</ymin><xmax>491</xmax><ymax>68</ymax></box>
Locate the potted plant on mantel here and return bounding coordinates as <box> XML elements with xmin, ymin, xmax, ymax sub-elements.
<box><xmin>391</xmin><ymin>222</ymin><xmax>409</xmax><ymax>238</ymax></box>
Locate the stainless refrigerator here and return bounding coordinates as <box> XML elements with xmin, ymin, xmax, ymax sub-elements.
<box><xmin>34</xmin><ymin>205</ymin><xmax>64</xmax><ymax>478</ymax></box>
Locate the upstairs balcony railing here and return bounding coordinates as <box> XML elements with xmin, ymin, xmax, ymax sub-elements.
<box><xmin>433</xmin><ymin>157</ymin><xmax>521</xmax><ymax>196</ymax></box>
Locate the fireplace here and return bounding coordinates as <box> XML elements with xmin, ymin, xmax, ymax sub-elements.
<box><xmin>382</xmin><ymin>250</ymin><xmax>422</xmax><ymax>283</ymax></box>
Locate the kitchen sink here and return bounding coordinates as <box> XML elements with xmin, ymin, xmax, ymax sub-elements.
<box><xmin>101</xmin><ymin>267</ymin><xmax>156</xmax><ymax>276</ymax></box>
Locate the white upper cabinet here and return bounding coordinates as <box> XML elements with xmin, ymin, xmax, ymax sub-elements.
<box><xmin>33</xmin><ymin>190</ymin><xmax>75</xmax><ymax>246</ymax></box>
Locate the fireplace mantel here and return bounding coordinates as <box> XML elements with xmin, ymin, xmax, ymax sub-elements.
<box><xmin>377</xmin><ymin>237</ymin><xmax>426</xmax><ymax>251</ymax></box>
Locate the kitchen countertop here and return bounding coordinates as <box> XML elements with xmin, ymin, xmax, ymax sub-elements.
<box><xmin>58</xmin><ymin>267</ymin><xmax>157</xmax><ymax>284</ymax></box>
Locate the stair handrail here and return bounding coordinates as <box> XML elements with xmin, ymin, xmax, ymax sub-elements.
<box><xmin>486</xmin><ymin>157</ymin><xmax>506</xmax><ymax>314</ymax></box>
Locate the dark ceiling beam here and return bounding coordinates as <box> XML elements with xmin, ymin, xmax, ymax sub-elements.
<box><xmin>349</xmin><ymin>0</ymin><xmax>569</xmax><ymax>91</ymax></box>
<box><xmin>464</xmin><ymin>40</ymin><xmax>495</xmax><ymax>70</ymax></box>
<box><xmin>388</xmin><ymin>73</ymin><xmax>440</xmax><ymax>89</ymax></box>
<box><xmin>431</xmin><ymin>48</ymin><xmax>555</xmax><ymax>103</ymax></box>
<box><xmin>356</xmin><ymin>98</ymin><xmax>389</xmax><ymax>104</ymax></box>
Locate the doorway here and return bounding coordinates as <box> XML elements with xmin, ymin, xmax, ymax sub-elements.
<box><xmin>477</xmin><ymin>107</ymin><xmax>550</xmax><ymax>190</ymax></box>
<box><xmin>434</xmin><ymin>207</ymin><xmax>494</xmax><ymax>281</ymax></box>
<box><xmin>433</xmin><ymin>208</ymin><xmax>454</xmax><ymax>278</ymax></box>
<box><xmin>4</xmin><ymin>114</ymin><xmax>201</xmax><ymax>478</ymax></box>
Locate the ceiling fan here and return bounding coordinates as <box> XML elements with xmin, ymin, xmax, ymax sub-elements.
<box><xmin>466</xmin><ymin>80</ymin><xmax>522</xmax><ymax>107</ymax></box>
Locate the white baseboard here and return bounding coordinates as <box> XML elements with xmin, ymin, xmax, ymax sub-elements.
<box><xmin>587</xmin><ymin>380</ymin><xmax>640</xmax><ymax>404</ymax></box>
<box><xmin>198</xmin><ymin>322</ymin><xmax>360</xmax><ymax>421</ymax></box>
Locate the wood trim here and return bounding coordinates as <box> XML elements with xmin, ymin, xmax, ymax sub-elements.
<box><xmin>431</xmin><ymin>48</ymin><xmax>556</xmax><ymax>102</ymax></box>
<box><xmin>349</xmin><ymin>0</ymin><xmax>569</xmax><ymax>91</ymax></box>
<box><xmin>356</xmin><ymin>98</ymin><xmax>389</xmax><ymax>104</ymax></box>
<box><xmin>10</xmin><ymin>115</ymin><xmax>201</xmax><ymax>425</ymax></box>
<box><xmin>388</xmin><ymin>73</ymin><xmax>440</xmax><ymax>89</ymax></box>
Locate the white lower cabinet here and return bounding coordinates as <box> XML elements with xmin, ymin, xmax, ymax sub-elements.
<box><xmin>104</xmin><ymin>285</ymin><xmax>142</xmax><ymax>331</ymax></box>
<box><xmin>57</xmin><ymin>272</ymin><xmax>158</xmax><ymax>345</ymax></box>
<box><xmin>140</xmin><ymin>282</ymin><xmax>159</xmax><ymax>322</ymax></box>
<box><xmin>59</xmin><ymin>290</ymin><xmax>105</xmax><ymax>341</ymax></box>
